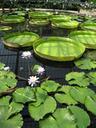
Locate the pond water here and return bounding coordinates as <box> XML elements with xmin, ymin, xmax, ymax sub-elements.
<box><xmin>0</xmin><ymin>16</ymin><xmax>96</xmax><ymax>128</ymax></box>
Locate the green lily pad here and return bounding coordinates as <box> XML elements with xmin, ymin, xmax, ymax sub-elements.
<box><xmin>85</xmin><ymin>96</ymin><xmax>96</xmax><ymax>115</ymax></box>
<box><xmin>81</xmin><ymin>21</ymin><xmax>96</xmax><ymax>31</ymax></box>
<box><xmin>0</xmin><ymin>26</ymin><xmax>12</xmax><ymax>31</ymax></box>
<box><xmin>39</xmin><ymin>108</ymin><xmax>76</xmax><ymax>128</ymax></box>
<box><xmin>1</xmin><ymin>15</ymin><xmax>25</xmax><ymax>24</ymax></box>
<box><xmin>70</xmin><ymin>87</ymin><xmax>96</xmax><ymax>104</ymax></box>
<box><xmin>29</xmin><ymin>96</ymin><xmax>56</xmax><ymax>121</ymax></box>
<box><xmin>55</xmin><ymin>93</ymin><xmax>77</xmax><ymax>105</ymax></box>
<box><xmin>52</xmin><ymin>20</ymin><xmax>79</xmax><ymax>29</ymax></box>
<box><xmin>3</xmin><ymin>32</ymin><xmax>39</xmax><ymax>48</ymax></box>
<box><xmin>33</xmin><ymin>37</ymin><xmax>85</xmax><ymax>61</ymax></box>
<box><xmin>12</xmin><ymin>87</ymin><xmax>36</xmax><ymax>104</ymax></box>
<box><xmin>65</xmin><ymin>72</ymin><xmax>90</xmax><ymax>87</ymax></box>
<box><xmin>0</xmin><ymin>96</ymin><xmax>23</xmax><ymax>128</ymax></box>
<box><xmin>29</xmin><ymin>11</ymin><xmax>52</xmax><ymax>19</ymax></box>
<box><xmin>69</xmin><ymin>30</ymin><xmax>96</xmax><ymax>49</ymax></box>
<box><xmin>41</xmin><ymin>80</ymin><xmax>61</xmax><ymax>93</ymax></box>
<box><xmin>74</xmin><ymin>58</ymin><xmax>96</xmax><ymax>70</ymax></box>
<box><xmin>87</xmin><ymin>72</ymin><xmax>96</xmax><ymax>85</ymax></box>
<box><xmin>50</xmin><ymin>15</ymin><xmax>71</xmax><ymax>22</ymax></box>
<box><xmin>0</xmin><ymin>70</ymin><xmax>17</xmax><ymax>94</ymax></box>
<box><xmin>0</xmin><ymin>63</ymin><xmax>5</xmax><ymax>70</ymax></box>
<box><xmin>68</xmin><ymin>106</ymin><xmax>90</xmax><ymax>128</ymax></box>
<box><xmin>53</xmin><ymin>108</ymin><xmax>76</xmax><ymax>128</ymax></box>
<box><xmin>29</xmin><ymin>19</ymin><xmax>49</xmax><ymax>26</ymax></box>
<box><xmin>32</xmin><ymin>87</ymin><xmax>48</xmax><ymax>107</ymax></box>
<box><xmin>84</xmin><ymin>50</ymin><xmax>96</xmax><ymax>60</ymax></box>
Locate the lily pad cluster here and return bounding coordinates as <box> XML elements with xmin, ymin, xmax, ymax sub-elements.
<box><xmin>1</xmin><ymin>61</ymin><xmax>96</xmax><ymax>128</ymax></box>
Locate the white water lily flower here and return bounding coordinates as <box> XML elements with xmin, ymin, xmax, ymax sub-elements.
<box><xmin>28</xmin><ymin>76</ymin><xmax>39</xmax><ymax>87</ymax></box>
<box><xmin>4</xmin><ymin>66</ymin><xmax>10</xmax><ymax>71</ymax></box>
<box><xmin>37</xmin><ymin>66</ymin><xmax>45</xmax><ymax>75</ymax></box>
<box><xmin>21</xmin><ymin>51</ymin><xmax>32</xmax><ymax>59</ymax></box>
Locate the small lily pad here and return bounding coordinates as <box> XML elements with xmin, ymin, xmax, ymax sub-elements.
<box><xmin>41</xmin><ymin>80</ymin><xmax>61</xmax><ymax>93</ymax></box>
<box><xmin>74</xmin><ymin>58</ymin><xmax>96</xmax><ymax>70</ymax></box>
<box><xmin>29</xmin><ymin>96</ymin><xmax>56</xmax><ymax>121</ymax></box>
<box><xmin>65</xmin><ymin>72</ymin><xmax>90</xmax><ymax>87</ymax></box>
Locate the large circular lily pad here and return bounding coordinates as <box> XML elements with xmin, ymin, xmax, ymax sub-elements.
<box><xmin>3</xmin><ymin>32</ymin><xmax>39</xmax><ymax>48</ymax></box>
<box><xmin>50</xmin><ymin>15</ymin><xmax>71</xmax><ymax>22</ymax></box>
<box><xmin>29</xmin><ymin>11</ymin><xmax>52</xmax><ymax>19</ymax></box>
<box><xmin>0</xmin><ymin>25</ymin><xmax>12</xmax><ymax>31</ymax></box>
<box><xmin>52</xmin><ymin>20</ymin><xmax>79</xmax><ymax>29</ymax></box>
<box><xmin>1</xmin><ymin>15</ymin><xmax>25</xmax><ymax>24</ymax></box>
<box><xmin>33</xmin><ymin>37</ymin><xmax>85</xmax><ymax>61</ymax></box>
<box><xmin>29</xmin><ymin>19</ymin><xmax>49</xmax><ymax>26</ymax></box>
<box><xmin>69</xmin><ymin>30</ymin><xmax>96</xmax><ymax>49</ymax></box>
<box><xmin>81</xmin><ymin>22</ymin><xmax>96</xmax><ymax>31</ymax></box>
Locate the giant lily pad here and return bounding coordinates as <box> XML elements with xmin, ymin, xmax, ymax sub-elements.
<box><xmin>69</xmin><ymin>30</ymin><xmax>96</xmax><ymax>49</ymax></box>
<box><xmin>1</xmin><ymin>15</ymin><xmax>25</xmax><ymax>24</ymax></box>
<box><xmin>3</xmin><ymin>32</ymin><xmax>39</xmax><ymax>48</ymax></box>
<box><xmin>29</xmin><ymin>19</ymin><xmax>49</xmax><ymax>26</ymax></box>
<box><xmin>33</xmin><ymin>37</ymin><xmax>85</xmax><ymax>61</ymax></box>
<box><xmin>50</xmin><ymin>15</ymin><xmax>71</xmax><ymax>22</ymax></box>
<box><xmin>29</xmin><ymin>11</ymin><xmax>52</xmax><ymax>19</ymax></box>
<box><xmin>0</xmin><ymin>26</ymin><xmax>12</xmax><ymax>31</ymax></box>
<box><xmin>52</xmin><ymin>20</ymin><xmax>79</xmax><ymax>29</ymax></box>
<box><xmin>81</xmin><ymin>21</ymin><xmax>96</xmax><ymax>31</ymax></box>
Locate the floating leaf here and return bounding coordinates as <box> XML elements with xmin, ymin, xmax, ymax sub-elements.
<box><xmin>55</xmin><ymin>93</ymin><xmax>77</xmax><ymax>105</ymax></box>
<box><xmin>68</xmin><ymin>106</ymin><xmax>90</xmax><ymax>128</ymax></box>
<box><xmin>65</xmin><ymin>72</ymin><xmax>89</xmax><ymax>87</ymax></box>
<box><xmin>0</xmin><ymin>70</ymin><xmax>17</xmax><ymax>94</ymax></box>
<box><xmin>74</xmin><ymin>58</ymin><xmax>96</xmax><ymax>70</ymax></box>
<box><xmin>57</xmin><ymin>86</ymin><xmax>72</xmax><ymax>94</ymax></box>
<box><xmin>53</xmin><ymin>108</ymin><xmax>76</xmax><ymax>128</ymax></box>
<box><xmin>13</xmin><ymin>87</ymin><xmax>36</xmax><ymax>104</ymax></box>
<box><xmin>70</xmin><ymin>87</ymin><xmax>96</xmax><ymax>104</ymax></box>
<box><xmin>0</xmin><ymin>63</ymin><xmax>5</xmax><ymax>70</ymax></box>
<box><xmin>32</xmin><ymin>87</ymin><xmax>48</xmax><ymax>106</ymax></box>
<box><xmin>39</xmin><ymin>116</ymin><xmax>58</xmax><ymax>128</ymax></box>
<box><xmin>87</xmin><ymin>72</ymin><xmax>96</xmax><ymax>86</ymax></box>
<box><xmin>29</xmin><ymin>96</ymin><xmax>56</xmax><ymax>121</ymax></box>
<box><xmin>0</xmin><ymin>96</ymin><xmax>23</xmax><ymax>128</ymax></box>
<box><xmin>39</xmin><ymin>108</ymin><xmax>76</xmax><ymax>128</ymax></box>
<box><xmin>55</xmin><ymin>85</ymin><xmax>77</xmax><ymax>105</ymax></box>
<box><xmin>41</xmin><ymin>80</ymin><xmax>61</xmax><ymax>93</ymax></box>
<box><xmin>84</xmin><ymin>50</ymin><xmax>96</xmax><ymax>61</ymax></box>
<box><xmin>32</xmin><ymin>65</ymin><xmax>41</xmax><ymax>74</ymax></box>
<box><xmin>85</xmin><ymin>96</ymin><xmax>96</xmax><ymax>115</ymax></box>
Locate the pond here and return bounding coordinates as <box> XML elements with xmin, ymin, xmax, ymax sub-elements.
<box><xmin>0</xmin><ymin>11</ymin><xmax>96</xmax><ymax>128</ymax></box>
